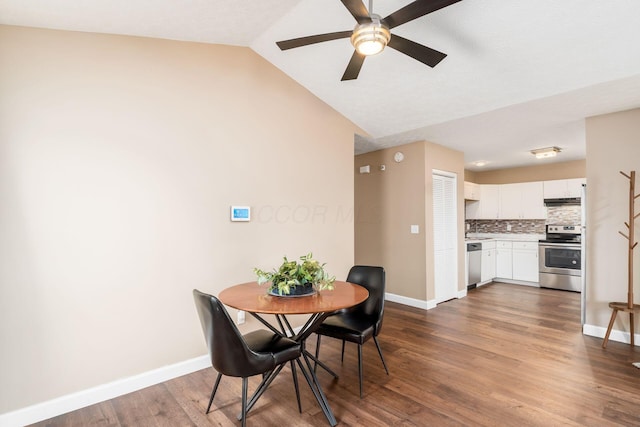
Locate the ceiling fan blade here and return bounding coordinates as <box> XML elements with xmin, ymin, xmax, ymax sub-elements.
<box><xmin>276</xmin><ymin>31</ymin><xmax>352</xmax><ymax>50</ymax></box>
<box><xmin>388</xmin><ymin>34</ymin><xmax>447</xmax><ymax>68</ymax></box>
<box><xmin>341</xmin><ymin>51</ymin><xmax>366</xmax><ymax>81</ymax></box>
<box><xmin>340</xmin><ymin>0</ymin><xmax>371</xmax><ymax>24</ymax></box>
<box><xmin>384</xmin><ymin>0</ymin><xmax>462</xmax><ymax>29</ymax></box>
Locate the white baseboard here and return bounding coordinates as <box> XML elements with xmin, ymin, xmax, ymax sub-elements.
<box><xmin>385</xmin><ymin>292</ymin><xmax>437</xmax><ymax>310</ymax></box>
<box><xmin>0</xmin><ymin>355</ymin><xmax>210</xmax><ymax>427</ymax></box>
<box><xmin>583</xmin><ymin>323</ymin><xmax>639</xmax><ymax>346</ymax></box>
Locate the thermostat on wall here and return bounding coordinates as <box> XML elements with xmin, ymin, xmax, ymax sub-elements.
<box><xmin>231</xmin><ymin>206</ymin><xmax>250</xmax><ymax>222</ymax></box>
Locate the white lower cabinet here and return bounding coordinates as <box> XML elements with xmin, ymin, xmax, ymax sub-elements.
<box><xmin>511</xmin><ymin>241</ymin><xmax>539</xmax><ymax>282</ymax></box>
<box><xmin>474</xmin><ymin>239</ymin><xmax>540</xmax><ymax>285</ymax></box>
<box><xmin>481</xmin><ymin>241</ymin><xmax>496</xmax><ymax>283</ymax></box>
<box><xmin>495</xmin><ymin>241</ymin><xmax>513</xmax><ymax>279</ymax></box>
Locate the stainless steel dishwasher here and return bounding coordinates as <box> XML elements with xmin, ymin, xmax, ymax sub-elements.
<box><xmin>467</xmin><ymin>242</ymin><xmax>482</xmax><ymax>289</ymax></box>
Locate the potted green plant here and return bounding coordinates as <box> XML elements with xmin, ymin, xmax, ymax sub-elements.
<box><xmin>254</xmin><ymin>253</ymin><xmax>336</xmax><ymax>296</ymax></box>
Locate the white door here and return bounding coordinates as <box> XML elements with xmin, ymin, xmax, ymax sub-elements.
<box><xmin>433</xmin><ymin>172</ymin><xmax>458</xmax><ymax>303</ymax></box>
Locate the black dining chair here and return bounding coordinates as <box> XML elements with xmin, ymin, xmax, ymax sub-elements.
<box><xmin>313</xmin><ymin>265</ymin><xmax>389</xmax><ymax>398</ymax></box>
<box><xmin>193</xmin><ymin>289</ymin><xmax>302</xmax><ymax>426</ymax></box>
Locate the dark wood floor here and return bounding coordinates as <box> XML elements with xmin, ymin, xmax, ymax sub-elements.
<box><xmin>32</xmin><ymin>283</ymin><xmax>640</xmax><ymax>426</ymax></box>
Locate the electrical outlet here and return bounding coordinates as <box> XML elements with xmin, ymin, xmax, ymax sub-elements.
<box><xmin>506</xmin><ymin>223</ymin><xmax>512</xmax><ymax>231</ymax></box>
<box><xmin>237</xmin><ymin>310</ymin><xmax>245</xmax><ymax>325</ymax></box>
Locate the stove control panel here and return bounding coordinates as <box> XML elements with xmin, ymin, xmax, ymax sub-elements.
<box><xmin>546</xmin><ymin>225</ymin><xmax>581</xmax><ymax>234</ymax></box>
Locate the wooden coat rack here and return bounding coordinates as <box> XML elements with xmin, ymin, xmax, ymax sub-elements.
<box><xmin>602</xmin><ymin>170</ymin><xmax>640</xmax><ymax>348</ymax></box>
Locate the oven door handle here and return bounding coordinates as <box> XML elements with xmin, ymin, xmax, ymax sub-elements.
<box><xmin>539</xmin><ymin>242</ymin><xmax>581</xmax><ymax>249</ymax></box>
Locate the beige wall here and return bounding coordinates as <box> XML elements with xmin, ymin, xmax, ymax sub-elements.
<box><xmin>467</xmin><ymin>159</ymin><xmax>586</xmax><ymax>184</ymax></box>
<box><xmin>354</xmin><ymin>141</ymin><xmax>465</xmax><ymax>301</ymax></box>
<box><xmin>0</xmin><ymin>25</ymin><xmax>361</xmax><ymax>413</ymax></box>
<box><xmin>585</xmin><ymin>108</ymin><xmax>640</xmax><ymax>334</ymax></box>
<box><xmin>355</xmin><ymin>142</ymin><xmax>426</xmax><ymax>299</ymax></box>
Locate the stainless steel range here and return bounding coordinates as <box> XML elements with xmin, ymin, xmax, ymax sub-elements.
<box><xmin>539</xmin><ymin>225</ymin><xmax>582</xmax><ymax>292</ymax></box>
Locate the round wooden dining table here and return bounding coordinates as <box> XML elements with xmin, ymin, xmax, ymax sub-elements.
<box><xmin>218</xmin><ymin>280</ymin><xmax>368</xmax><ymax>427</ymax></box>
<box><xmin>219</xmin><ymin>280</ymin><xmax>368</xmax><ymax>315</ymax></box>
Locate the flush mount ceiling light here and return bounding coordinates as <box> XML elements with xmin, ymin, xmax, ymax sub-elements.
<box><xmin>531</xmin><ymin>146</ymin><xmax>561</xmax><ymax>159</ymax></box>
<box><xmin>473</xmin><ymin>161</ymin><xmax>488</xmax><ymax>167</ymax></box>
<box><xmin>351</xmin><ymin>14</ymin><xmax>391</xmax><ymax>56</ymax></box>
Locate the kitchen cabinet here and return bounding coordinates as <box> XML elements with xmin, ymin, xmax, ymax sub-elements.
<box><xmin>495</xmin><ymin>241</ymin><xmax>513</xmax><ymax>279</ymax></box>
<box><xmin>465</xmin><ymin>201</ymin><xmax>477</xmax><ymax>219</ymax></box>
<box><xmin>473</xmin><ymin>239</ymin><xmax>540</xmax><ymax>284</ymax></box>
<box><xmin>466</xmin><ymin>184</ymin><xmax>499</xmax><ymax>219</ymax></box>
<box><xmin>543</xmin><ymin>178</ymin><xmax>586</xmax><ymax>198</ymax></box>
<box><xmin>566</xmin><ymin>178</ymin><xmax>586</xmax><ymax>197</ymax></box>
<box><xmin>499</xmin><ymin>182</ymin><xmax>546</xmax><ymax>219</ymax></box>
<box><xmin>512</xmin><ymin>242</ymin><xmax>539</xmax><ymax>282</ymax></box>
<box><xmin>481</xmin><ymin>241</ymin><xmax>496</xmax><ymax>283</ymax></box>
<box><xmin>464</xmin><ymin>181</ymin><xmax>480</xmax><ymax>200</ymax></box>
<box><xmin>466</xmin><ymin>179</ymin><xmax>583</xmax><ymax>221</ymax></box>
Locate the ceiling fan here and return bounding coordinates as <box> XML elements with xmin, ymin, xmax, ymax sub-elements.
<box><xmin>276</xmin><ymin>0</ymin><xmax>462</xmax><ymax>81</ymax></box>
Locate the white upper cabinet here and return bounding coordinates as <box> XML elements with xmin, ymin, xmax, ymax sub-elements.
<box><xmin>566</xmin><ymin>178</ymin><xmax>586</xmax><ymax>197</ymax></box>
<box><xmin>465</xmin><ymin>179</ymin><xmax>584</xmax><ymax>221</ymax></box>
<box><xmin>543</xmin><ymin>178</ymin><xmax>586</xmax><ymax>198</ymax></box>
<box><xmin>498</xmin><ymin>184</ymin><xmax>522</xmax><ymax>219</ymax></box>
<box><xmin>466</xmin><ymin>184</ymin><xmax>500</xmax><ymax>219</ymax></box>
<box><xmin>499</xmin><ymin>182</ymin><xmax>546</xmax><ymax>219</ymax></box>
<box><xmin>543</xmin><ymin>180</ymin><xmax>566</xmax><ymax>198</ymax></box>
<box><xmin>480</xmin><ymin>185</ymin><xmax>500</xmax><ymax>219</ymax></box>
<box><xmin>464</xmin><ymin>181</ymin><xmax>480</xmax><ymax>200</ymax></box>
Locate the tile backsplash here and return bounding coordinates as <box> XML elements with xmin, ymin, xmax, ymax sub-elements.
<box><xmin>466</xmin><ymin>219</ymin><xmax>546</xmax><ymax>234</ymax></box>
<box><xmin>465</xmin><ymin>205</ymin><xmax>581</xmax><ymax>235</ymax></box>
<box><xmin>546</xmin><ymin>205</ymin><xmax>581</xmax><ymax>225</ymax></box>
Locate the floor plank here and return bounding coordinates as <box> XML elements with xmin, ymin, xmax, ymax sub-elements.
<box><xmin>30</xmin><ymin>283</ymin><xmax>640</xmax><ymax>426</ymax></box>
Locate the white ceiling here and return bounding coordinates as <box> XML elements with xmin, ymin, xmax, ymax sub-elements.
<box><xmin>2</xmin><ymin>0</ymin><xmax>640</xmax><ymax>171</ymax></box>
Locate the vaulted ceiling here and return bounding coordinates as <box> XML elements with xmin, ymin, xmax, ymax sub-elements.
<box><xmin>2</xmin><ymin>0</ymin><xmax>640</xmax><ymax>170</ymax></box>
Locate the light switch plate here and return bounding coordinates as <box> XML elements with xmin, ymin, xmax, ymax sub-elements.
<box><xmin>411</xmin><ymin>225</ymin><xmax>419</xmax><ymax>234</ymax></box>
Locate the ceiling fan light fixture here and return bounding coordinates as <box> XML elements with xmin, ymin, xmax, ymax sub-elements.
<box><xmin>351</xmin><ymin>15</ymin><xmax>390</xmax><ymax>56</ymax></box>
<box><xmin>531</xmin><ymin>146</ymin><xmax>561</xmax><ymax>159</ymax></box>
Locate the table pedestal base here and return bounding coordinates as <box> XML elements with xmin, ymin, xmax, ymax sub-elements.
<box><xmin>246</xmin><ymin>312</ymin><xmax>338</xmax><ymax>426</ymax></box>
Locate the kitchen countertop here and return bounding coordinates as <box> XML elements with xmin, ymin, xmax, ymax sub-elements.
<box><xmin>465</xmin><ymin>233</ymin><xmax>544</xmax><ymax>243</ymax></box>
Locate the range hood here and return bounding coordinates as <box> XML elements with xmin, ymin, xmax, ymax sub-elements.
<box><xmin>544</xmin><ymin>197</ymin><xmax>581</xmax><ymax>206</ymax></box>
